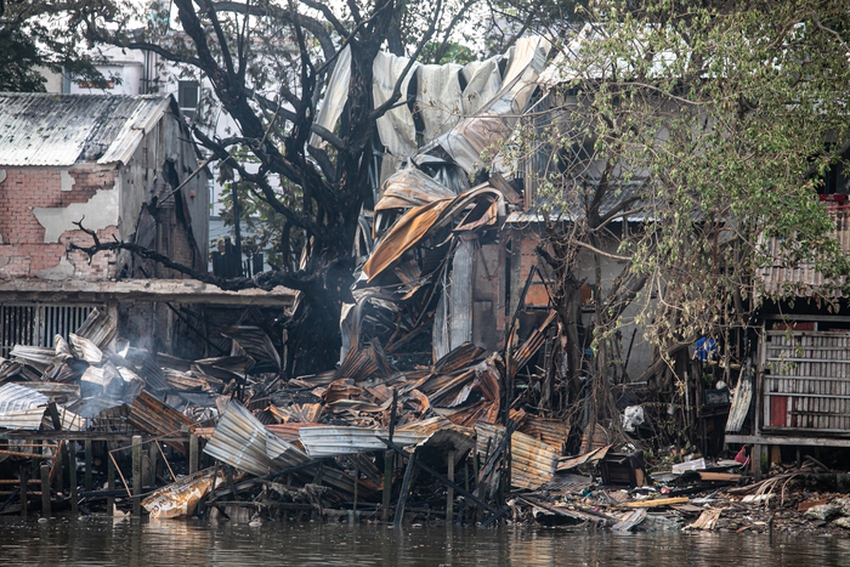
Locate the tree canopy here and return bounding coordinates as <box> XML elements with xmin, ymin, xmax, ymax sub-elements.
<box><xmin>0</xmin><ymin>0</ymin><xmax>118</xmax><ymax>91</ymax></box>
<box><xmin>514</xmin><ymin>0</ymin><xmax>850</xmax><ymax>434</ymax></box>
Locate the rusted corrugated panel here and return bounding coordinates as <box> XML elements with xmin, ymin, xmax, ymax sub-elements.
<box><xmin>402</xmin><ymin>416</ymin><xmax>476</xmax><ymax>456</ymax></box>
<box><xmin>375</xmin><ymin>168</ymin><xmax>458</xmax><ymax>212</ymax></box>
<box><xmin>759</xmin><ymin>206</ymin><xmax>850</xmax><ymax>298</ymax></box>
<box><xmin>476</xmin><ymin>422</ymin><xmax>557</xmax><ymax>490</ymax></box>
<box><xmin>363</xmin><ymin>187</ymin><xmax>504</xmax><ymax>282</ymax></box>
<box><xmin>520</xmin><ymin>416</ymin><xmax>570</xmax><ymax>454</ymax></box>
<box><xmin>0</xmin><ymin>93</ymin><xmax>170</xmax><ymax>166</ymax></box>
<box><xmin>143</xmin><ymin>468</ymin><xmax>227</xmax><ymax>519</ymax></box>
<box><xmin>204</xmin><ymin>399</ymin><xmax>274</xmax><ymax>476</ymax></box>
<box><xmin>127</xmin><ymin>391</ymin><xmax>193</xmax><ymax>452</ymax></box>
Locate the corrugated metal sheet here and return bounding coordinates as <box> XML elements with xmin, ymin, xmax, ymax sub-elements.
<box><xmin>204</xmin><ymin>399</ymin><xmax>273</xmax><ymax>476</ymax></box>
<box><xmin>126</xmin><ymin>391</ymin><xmax>193</xmax><ymax>451</ymax></box>
<box><xmin>375</xmin><ymin>167</ymin><xmax>459</xmax><ymax>213</ymax></box>
<box><xmin>205</xmin><ymin>399</ymin><xmax>308</xmax><ymax>476</ymax></box>
<box><xmin>0</xmin><ymin>93</ymin><xmax>171</xmax><ymax>166</ymax></box>
<box><xmin>0</xmin><ymin>383</ymin><xmax>48</xmax><ymax>430</ymax></box>
<box><xmin>363</xmin><ymin>186</ymin><xmax>503</xmax><ymax>282</ymax></box>
<box><xmin>761</xmin><ymin>330</ymin><xmax>850</xmax><ymax>434</ymax></box>
<box><xmin>74</xmin><ymin>308</ymin><xmax>117</xmax><ymax>350</ymax></box>
<box><xmin>221</xmin><ymin>326</ymin><xmax>281</xmax><ymax>371</ymax></box>
<box><xmin>298</xmin><ymin>425</ymin><xmax>429</xmax><ymax>459</ymax></box>
<box><xmin>759</xmin><ymin>206</ymin><xmax>850</xmax><ymax>298</ymax></box>
<box><xmin>0</xmin><ymin>382</ymin><xmax>48</xmax><ymax>413</ymax></box>
<box><xmin>476</xmin><ymin>422</ymin><xmax>557</xmax><ymax>490</ymax></box>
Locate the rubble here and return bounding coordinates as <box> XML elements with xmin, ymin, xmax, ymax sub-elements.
<box><xmin>0</xmin><ymin>307</ymin><xmax>846</xmax><ymax>535</ymax></box>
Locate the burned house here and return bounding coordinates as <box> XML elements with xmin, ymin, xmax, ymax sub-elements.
<box><xmin>0</xmin><ymin>93</ymin><xmax>295</xmax><ymax>358</ymax></box>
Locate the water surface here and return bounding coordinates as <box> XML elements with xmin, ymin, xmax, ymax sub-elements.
<box><xmin>0</xmin><ymin>517</ymin><xmax>846</xmax><ymax>566</ymax></box>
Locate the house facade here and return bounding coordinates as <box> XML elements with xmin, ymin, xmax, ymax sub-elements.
<box><xmin>0</xmin><ymin>92</ymin><xmax>212</xmax><ymax>355</ymax></box>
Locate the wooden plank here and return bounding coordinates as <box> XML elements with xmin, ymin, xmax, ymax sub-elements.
<box><xmin>726</xmin><ymin>364</ymin><xmax>752</xmax><ymax>433</ymax></box>
<box><xmin>623</xmin><ymin>497</ymin><xmax>689</xmax><ymax>508</ymax></box>
<box><xmin>725</xmin><ymin>434</ymin><xmax>850</xmax><ymax>447</ymax></box>
<box><xmin>697</xmin><ymin>472</ymin><xmax>742</xmax><ymax>482</ymax></box>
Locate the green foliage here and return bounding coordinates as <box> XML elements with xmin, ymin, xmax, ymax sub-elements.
<box><xmin>0</xmin><ymin>0</ymin><xmax>124</xmax><ymax>91</ymax></box>
<box><xmin>522</xmin><ymin>0</ymin><xmax>850</xmax><ymax>379</ymax></box>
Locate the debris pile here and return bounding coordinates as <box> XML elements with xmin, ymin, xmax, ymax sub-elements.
<box><xmin>0</xmin><ymin>307</ymin><xmax>847</xmax><ymax>534</ymax></box>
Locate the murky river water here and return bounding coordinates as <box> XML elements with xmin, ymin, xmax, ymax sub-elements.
<box><xmin>0</xmin><ymin>516</ymin><xmax>847</xmax><ymax>566</ymax></box>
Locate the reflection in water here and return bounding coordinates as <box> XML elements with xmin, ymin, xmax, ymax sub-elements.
<box><xmin>0</xmin><ymin>516</ymin><xmax>847</xmax><ymax>567</ymax></box>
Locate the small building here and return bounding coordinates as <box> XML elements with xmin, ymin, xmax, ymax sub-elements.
<box><xmin>726</xmin><ymin>202</ymin><xmax>850</xmax><ymax>470</ymax></box>
<box><xmin>0</xmin><ymin>93</ymin><xmax>292</xmax><ymax>358</ymax></box>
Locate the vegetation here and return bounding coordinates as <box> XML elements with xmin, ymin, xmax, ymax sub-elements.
<box><xmin>516</xmin><ymin>0</ymin><xmax>850</xmax><ymax>442</ymax></box>
<box><xmin>0</xmin><ymin>0</ymin><xmax>117</xmax><ymax>91</ymax></box>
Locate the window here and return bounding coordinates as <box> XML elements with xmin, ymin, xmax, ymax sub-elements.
<box><xmin>178</xmin><ymin>80</ymin><xmax>200</xmax><ymax>120</ymax></box>
<box><xmin>0</xmin><ymin>303</ymin><xmax>100</xmax><ymax>357</ymax></box>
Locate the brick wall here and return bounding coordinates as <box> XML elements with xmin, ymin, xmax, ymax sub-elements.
<box><xmin>0</xmin><ymin>167</ymin><xmax>119</xmax><ymax>279</ymax></box>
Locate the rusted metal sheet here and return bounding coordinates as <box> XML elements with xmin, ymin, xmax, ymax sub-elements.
<box><xmin>142</xmin><ymin>468</ymin><xmax>227</xmax><ymax>519</ymax></box>
<box><xmin>375</xmin><ymin>168</ymin><xmax>458</xmax><ymax>213</ymax></box>
<box><xmin>556</xmin><ymin>445</ymin><xmax>610</xmax><ymax>472</ymax></box>
<box><xmin>127</xmin><ymin>391</ymin><xmax>193</xmax><ymax>451</ymax></box>
<box><xmin>476</xmin><ymin>422</ymin><xmax>557</xmax><ymax>490</ymax></box>
<box><xmin>521</xmin><ymin>415</ymin><xmax>570</xmax><ymax>454</ymax></box>
<box><xmin>403</xmin><ymin>416</ymin><xmax>476</xmax><ymax>456</ymax></box>
<box><xmin>221</xmin><ymin>326</ymin><xmax>281</xmax><ymax>371</ymax></box>
<box><xmin>759</xmin><ymin>205</ymin><xmax>850</xmax><ymax>298</ymax></box>
<box><xmin>362</xmin><ymin>187</ymin><xmax>504</xmax><ymax>282</ymax></box>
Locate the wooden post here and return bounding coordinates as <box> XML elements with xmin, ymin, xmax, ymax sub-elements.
<box><xmin>447</xmin><ymin>450</ymin><xmax>455</xmax><ymax>524</ymax></box>
<box><xmin>393</xmin><ymin>452</ymin><xmax>416</xmax><ymax>529</ymax></box>
<box><xmin>67</xmin><ymin>443</ymin><xmax>78</xmax><ymax>515</ymax></box>
<box><xmin>189</xmin><ymin>434</ymin><xmax>199</xmax><ymax>475</ymax></box>
<box><xmin>382</xmin><ymin>389</ymin><xmax>398</xmax><ymax>523</ymax></box>
<box><xmin>84</xmin><ymin>440</ymin><xmax>93</xmax><ymax>492</ymax></box>
<box><xmin>382</xmin><ymin>451</ymin><xmax>393</xmax><ymax>522</ymax></box>
<box><xmin>752</xmin><ymin>444</ymin><xmax>763</xmax><ymax>481</ymax></box>
<box><xmin>107</xmin><ymin>442</ymin><xmax>115</xmax><ymax>517</ymax></box>
<box><xmin>353</xmin><ymin>456</ymin><xmax>359</xmax><ymax>516</ymax></box>
<box><xmin>148</xmin><ymin>442</ymin><xmax>159</xmax><ymax>488</ymax></box>
<box><xmin>20</xmin><ymin>468</ymin><xmax>27</xmax><ymax>519</ymax></box>
<box><xmin>132</xmin><ymin>435</ymin><xmax>142</xmax><ymax>516</ymax></box>
<box><xmin>40</xmin><ymin>463</ymin><xmax>51</xmax><ymax>517</ymax></box>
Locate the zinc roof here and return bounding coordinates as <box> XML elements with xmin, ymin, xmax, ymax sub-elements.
<box><xmin>0</xmin><ymin>92</ymin><xmax>172</xmax><ymax>167</ymax></box>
